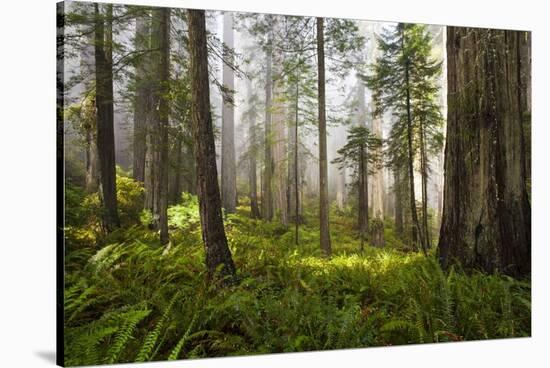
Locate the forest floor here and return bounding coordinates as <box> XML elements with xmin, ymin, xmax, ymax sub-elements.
<box><xmin>63</xmin><ymin>176</ymin><xmax>531</xmax><ymax>366</ymax></box>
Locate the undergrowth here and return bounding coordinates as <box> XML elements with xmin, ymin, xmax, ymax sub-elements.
<box><xmin>63</xmin><ymin>183</ymin><xmax>531</xmax><ymax>366</ymax></box>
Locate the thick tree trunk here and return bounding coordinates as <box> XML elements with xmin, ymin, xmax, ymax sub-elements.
<box><xmin>158</xmin><ymin>8</ymin><xmax>170</xmax><ymax>244</ymax></box>
<box><xmin>132</xmin><ymin>14</ymin><xmax>150</xmax><ymax>183</ymax></box>
<box><xmin>146</xmin><ymin>8</ymin><xmax>171</xmax><ymax>244</ymax></box>
<box><xmin>262</xmin><ymin>29</ymin><xmax>274</xmax><ymax>221</ymax></box>
<box><xmin>94</xmin><ymin>3</ymin><xmax>119</xmax><ymax>231</ymax></box>
<box><xmin>317</xmin><ymin>17</ymin><xmax>332</xmax><ymax>256</ymax></box>
<box><xmin>187</xmin><ymin>9</ymin><xmax>236</xmax><ymax>282</ymax></box>
<box><xmin>439</xmin><ymin>28</ymin><xmax>531</xmax><ymax>278</ymax></box>
<box><xmin>519</xmin><ymin>33</ymin><xmax>531</xmax><ymax>184</ymax></box>
<box><xmin>221</xmin><ymin>13</ymin><xmax>237</xmax><ymax>214</ymax></box>
<box><xmin>183</xmin><ymin>143</ymin><xmax>197</xmax><ymax>195</ymax></box>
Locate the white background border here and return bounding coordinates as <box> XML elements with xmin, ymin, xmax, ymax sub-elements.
<box><xmin>1</xmin><ymin>0</ymin><xmax>548</xmax><ymax>367</ymax></box>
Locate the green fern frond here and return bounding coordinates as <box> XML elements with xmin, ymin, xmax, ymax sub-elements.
<box><xmin>168</xmin><ymin>312</ymin><xmax>199</xmax><ymax>361</ymax></box>
<box><xmin>135</xmin><ymin>291</ymin><xmax>181</xmax><ymax>362</ymax></box>
<box><xmin>106</xmin><ymin>308</ymin><xmax>151</xmax><ymax>364</ymax></box>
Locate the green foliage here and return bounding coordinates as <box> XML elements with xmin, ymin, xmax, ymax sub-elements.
<box><xmin>115</xmin><ymin>175</ymin><xmax>145</xmax><ymax>225</ymax></box>
<box><xmin>64</xmin><ymin>193</ymin><xmax>531</xmax><ymax>366</ymax></box>
<box><xmin>64</xmin><ymin>174</ymin><xmax>145</xmax><ymax>249</ymax></box>
<box><xmin>364</xmin><ymin>23</ymin><xmax>444</xmax><ymax>171</ymax></box>
<box><xmin>167</xmin><ymin>193</ymin><xmax>201</xmax><ymax>232</ymax></box>
<box><xmin>332</xmin><ymin>125</ymin><xmax>383</xmax><ymax>177</ymax></box>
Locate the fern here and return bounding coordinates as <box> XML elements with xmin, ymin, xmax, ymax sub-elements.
<box><xmin>135</xmin><ymin>291</ymin><xmax>181</xmax><ymax>362</ymax></box>
<box><xmin>168</xmin><ymin>312</ymin><xmax>199</xmax><ymax>360</ymax></box>
<box><xmin>106</xmin><ymin>308</ymin><xmax>151</xmax><ymax>364</ymax></box>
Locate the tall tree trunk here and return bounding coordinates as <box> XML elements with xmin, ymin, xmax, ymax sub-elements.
<box><xmin>358</xmin><ymin>144</ymin><xmax>368</xmax><ymax>252</ymax></box>
<box><xmin>294</xmin><ymin>79</ymin><xmax>300</xmax><ymax>244</ymax></box>
<box><xmin>170</xmin><ymin>134</ymin><xmax>183</xmax><ymax>204</ymax></box>
<box><xmin>439</xmin><ymin>28</ymin><xmax>531</xmax><ymax>278</ymax></box>
<box><xmin>187</xmin><ymin>9</ymin><xmax>236</xmax><ymax>282</ymax></box>
<box><xmin>370</xmin><ymin>102</ymin><xmax>385</xmax><ymax>220</ymax></box>
<box><xmin>183</xmin><ymin>143</ymin><xmax>197</xmax><ymax>195</ymax></box>
<box><xmin>80</xmin><ymin>23</ymin><xmax>99</xmax><ymax>193</ymax></box>
<box><xmin>144</xmin><ymin>130</ymin><xmax>155</xmax><ymax>211</ymax></box>
<box><xmin>401</xmin><ymin>26</ymin><xmax>426</xmax><ymax>255</ymax></box>
<box><xmin>221</xmin><ymin>13</ymin><xmax>237</xmax><ymax>214</ymax></box>
<box><xmin>336</xmin><ymin>167</ymin><xmax>346</xmax><ymax>210</ymax></box>
<box><xmin>394</xmin><ymin>168</ymin><xmax>404</xmax><ymax>235</ymax></box>
<box><xmin>262</xmin><ymin>29</ymin><xmax>274</xmax><ymax>221</ymax></box>
<box><xmin>94</xmin><ymin>3</ymin><xmax>119</xmax><ymax>231</ymax></box>
<box><xmin>317</xmin><ymin>17</ymin><xmax>332</xmax><ymax>256</ymax></box>
<box><xmin>132</xmin><ymin>13</ymin><xmax>150</xmax><ymax>183</ymax></box>
<box><xmin>246</xmin><ymin>79</ymin><xmax>261</xmax><ymax>218</ymax></box>
<box><xmin>271</xmin><ymin>23</ymin><xmax>288</xmax><ymax>226</ymax></box>
<box><xmin>84</xmin><ymin>119</ymin><xmax>99</xmax><ymax>193</ymax></box>
<box><xmin>147</xmin><ymin>8</ymin><xmax>171</xmax><ymax>244</ymax></box>
<box><xmin>419</xmin><ymin>119</ymin><xmax>431</xmax><ymax>248</ymax></box>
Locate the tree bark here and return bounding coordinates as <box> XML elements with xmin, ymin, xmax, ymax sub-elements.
<box><xmin>419</xmin><ymin>118</ymin><xmax>431</xmax><ymax>248</ymax></box>
<box><xmin>132</xmin><ymin>13</ymin><xmax>150</xmax><ymax>183</ymax></box>
<box><xmin>370</xmin><ymin>102</ymin><xmax>385</xmax><ymax>220</ymax></box>
<box><xmin>94</xmin><ymin>3</ymin><xmax>119</xmax><ymax>231</ymax></box>
<box><xmin>145</xmin><ymin>8</ymin><xmax>171</xmax><ymax>244</ymax></box>
<box><xmin>246</xmin><ymin>78</ymin><xmax>261</xmax><ymax>218</ymax></box>
<box><xmin>438</xmin><ymin>28</ymin><xmax>531</xmax><ymax>278</ymax></box>
<box><xmin>317</xmin><ymin>17</ymin><xmax>332</xmax><ymax>256</ymax></box>
<box><xmin>394</xmin><ymin>168</ymin><xmax>404</xmax><ymax>235</ymax></box>
<box><xmin>221</xmin><ymin>13</ymin><xmax>237</xmax><ymax>214</ymax></box>
<box><xmin>187</xmin><ymin>9</ymin><xmax>236</xmax><ymax>282</ymax></box>
<box><xmin>358</xmin><ymin>144</ymin><xmax>368</xmax><ymax>252</ymax></box>
<box><xmin>170</xmin><ymin>134</ymin><xmax>183</xmax><ymax>204</ymax></box>
<box><xmin>294</xmin><ymin>79</ymin><xmax>300</xmax><ymax>244</ymax></box>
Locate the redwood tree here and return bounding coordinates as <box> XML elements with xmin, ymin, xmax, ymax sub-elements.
<box><xmin>94</xmin><ymin>3</ymin><xmax>120</xmax><ymax>231</ymax></box>
<box><xmin>438</xmin><ymin>28</ymin><xmax>531</xmax><ymax>278</ymax></box>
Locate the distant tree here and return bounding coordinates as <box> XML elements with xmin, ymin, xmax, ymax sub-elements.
<box><xmin>168</xmin><ymin>66</ymin><xmax>194</xmax><ymax>203</ymax></box>
<box><xmin>332</xmin><ymin>126</ymin><xmax>382</xmax><ymax>251</ymax></box>
<box><xmin>132</xmin><ymin>11</ymin><xmax>151</xmax><ymax>183</ymax></box>
<box><xmin>365</xmin><ymin>23</ymin><xmax>443</xmax><ymax>254</ymax></box>
<box><xmin>221</xmin><ymin>12</ymin><xmax>237</xmax><ymax>214</ymax></box>
<box><xmin>186</xmin><ymin>9</ymin><xmax>237</xmax><ymax>282</ymax></box>
<box><xmin>262</xmin><ymin>24</ymin><xmax>274</xmax><ymax>221</ymax></box>
<box><xmin>242</xmin><ymin>77</ymin><xmax>261</xmax><ymax>218</ymax></box>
